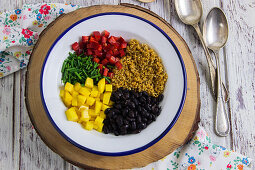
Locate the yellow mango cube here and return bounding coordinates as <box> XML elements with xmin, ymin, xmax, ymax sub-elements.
<box><xmin>91</xmin><ymin>90</ymin><xmax>99</xmax><ymax>98</ymax></box>
<box><xmin>100</xmin><ymin>111</ymin><xmax>106</xmax><ymax>119</ymax></box>
<box><xmin>108</xmin><ymin>100</ymin><xmax>114</xmax><ymax>106</ymax></box>
<box><xmin>60</xmin><ymin>90</ymin><xmax>65</xmax><ymax>98</ymax></box>
<box><xmin>93</xmin><ymin>121</ymin><xmax>98</xmax><ymax>130</ymax></box>
<box><xmin>74</xmin><ymin>82</ymin><xmax>81</xmax><ymax>91</ymax></box>
<box><xmin>95</xmin><ymin>98</ymin><xmax>100</xmax><ymax>101</ymax></box>
<box><xmin>79</xmin><ymin>87</ymin><xmax>91</xmax><ymax>97</ymax></box>
<box><xmin>71</xmin><ymin>90</ymin><xmax>79</xmax><ymax>97</ymax></box>
<box><xmin>100</xmin><ymin>93</ymin><xmax>104</xmax><ymax>101</ymax></box>
<box><xmin>105</xmin><ymin>84</ymin><xmax>112</xmax><ymax>92</ymax></box>
<box><xmin>95</xmin><ymin>101</ymin><xmax>102</xmax><ymax>114</ymax></box>
<box><xmin>101</xmin><ymin>104</ymin><xmax>110</xmax><ymax>111</ymax></box>
<box><xmin>88</xmin><ymin>109</ymin><xmax>99</xmax><ymax>116</ymax></box>
<box><xmin>94</xmin><ymin>116</ymin><xmax>104</xmax><ymax>126</ymax></box>
<box><xmin>65</xmin><ymin>82</ymin><xmax>74</xmax><ymax>92</ymax></box>
<box><xmin>96</xmin><ymin>123</ymin><xmax>104</xmax><ymax>132</ymax></box>
<box><xmin>63</xmin><ymin>91</ymin><xmax>72</xmax><ymax>107</ymax></box>
<box><xmin>86</xmin><ymin>97</ymin><xmax>96</xmax><ymax>106</ymax></box>
<box><xmin>83</xmin><ymin>121</ymin><xmax>93</xmax><ymax>130</ymax></box>
<box><xmin>96</xmin><ymin>92</ymin><xmax>101</xmax><ymax>98</ymax></box>
<box><xmin>103</xmin><ymin>92</ymin><xmax>111</xmax><ymax>105</ymax></box>
<box><xmin>72</xmin><ymin>96</ymin><xmax>78</xmax><ymax>106</ymax></box>
<box><xmin>98</xmin><ymin>78</ymin><xmax>105</xmax><ymax>93</ymax></box>
<box><xmin>65</xmin><ymin>107</ymin><xmax>78</xmax><ymax>122</ymax></box>
<box><xmin>77</xmin><ymin>95</ymin><xmax>87</xmax><ymax>105</ymax></box>
<box><xmin>85</xmin><ymin>77</ymin><xmax>93</xmax><ymax>89</ymax></box>
<box><xmin>79</xmin><ymin>105</ymin><xmax>89</xmax><ymax>112</ymax></box>
<box><xmin>80</xmin><ymin>109</ymin><xmax>90</xmax><ymax>122</ymax></box>
<box><xmin>90</xmin><ymin>116</ymin><xmax>96</xmax><ymax>121</ymax></box>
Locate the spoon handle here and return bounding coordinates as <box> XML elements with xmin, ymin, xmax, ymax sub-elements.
<box><xmin>214</xmin><ymin>51</ymin><xmax>230</xmax><ymax>136</ymax></box>
<box><xmin>193</xmin><ymin>24</ymin><xmax>216</xmax><ymax>96</ymax></box>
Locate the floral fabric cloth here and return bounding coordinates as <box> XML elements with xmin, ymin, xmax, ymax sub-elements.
<box><xmin>0</xmin><ymin>3</ymin><xmax>252</xmax><ymax>169</ymax></box>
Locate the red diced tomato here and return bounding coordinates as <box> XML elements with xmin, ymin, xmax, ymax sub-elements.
<box><xmin>79</xmin><ymin>41</ymin><xmax>85</xmax><ymax>49</ymax></box>
<box><xmin>113</xmin><ymin>36</ymin><xmax>119</xmax><ymax>41</ymax></box>
<box><xmin>82</xmin><ymin>36</ymin><xmax>89</xmax><ymax>43</ymax></box>
<box><xmin>101</xmin><ymin>36</ymin><xmax>107</xmax><ymax>44</ymax></box>
<box><xmin>108</xmin><ymin>36</ymin><xmax>116</xmax><ymax>44</ymax></box>
<box><xmin>93</xmin><ymin>31</ymin><xmax>101</xmax><ymax>41</ymax></box>
<box><xmin>108</xmin><ymin>72</ymin><xmax>114</xmax><ymax>79</ymax></box>
<box><xmin>90</xmin><ymin>36</ymin><xmax>97</xmax><ymax>42</ymax></box>
<box><xmin>115</xmin><ymin>61</ymin><xmax>123</xmax><ymax>70</ymax></box>
<box><xmin>72</xmin><ymin>42</ymin><xmax>79</xmax><ymax>51</ymax></box>
<box><xmin>109</xmin><ymin>56</ymin><xmax>116</xmax><ymax>64</ymax></box>
<box><xmin>87</xmin><ymin>49</ymin><xmax>93</xmax><ymax>56</ymax></box>
<box><xmin>101</xmin><ymin>59</ymin><xmax>109</xmax><ymax>66</ymax></box>
<box><xmin>87</xmin><ymin>43</ymin><xmax>93</xmax><ymax>49</ymax></box>
<box><xmin>102</xmin><ymin>30</ymin><xmax>110</xmax><ymax>38</ymax></box>
<box><xmin>121</xmin><ymin>42</ymin><xmax>127</xmax><ymax>48</ymax></box>
<box><xmin>94</xmin><ymin>50</ymin><xmax>103</xmax><ymax>57</ymax></box>
<box><xmin>103</xmin><ymin>67</ymin><xmax>109</xmax><ymax>77</ymax></box>
<box><xmin>108</xmin><ymin>50</ymin><xmax>113</xmax><ymax>55</ymax></box>
<box><xmin>93</xmin><ymin>57</ymin><xmax>100</xmax><ymax>63</ymax></box>
<box><xmin>119</xmin><ymin>49</ymin><xmax>125</xmax><ymax>57</ymax></box>
<box><xmin>113</xmin><ymin>42</ymin><xmax>120</xmax><ymax>49</ymax></box>
<box><xmin>118</xmin><ymin>36</ymin><xmax>125</xmax><ymax>43</ymax></box>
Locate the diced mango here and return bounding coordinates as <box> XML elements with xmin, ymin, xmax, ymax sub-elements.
<box><xmin>74</xmin><ymin>82</ymin><xmax>82</xmax><ymax>91</ymax></box>
<box><xmin>72</xmin><ymin>96</ymin><xmax>78</xmax><ymax>106</ymax></box>
<box><xmin>95</xmin><ymin>98</ymin><xmax>100</xmax><ymax>101</ymax></box>
<box><xmin>60</xmin><ymin>90</ymin><xmax>65</xmax><ymax>98</ymax></box>
<box><xmin>96</xmin><ymin>92</ymin><xmax>101</xmax><ymax>98</ymax></box>
<box><xmin>80</xmin><ymin>109</ymin><xmax>90</xmax><ymax>122</ymax></box>
<box><xmin>100</xmin><ymin>93</ymin><xmax>104</xmax><ymax>101</ymax></box>
<box><xmin>77</xmin><ymin>95</ymin><xmax>87</xmax><ymax>105</ymax></box>
<box><xmin>90</xmin><ymin>90</ymin><xmax>98</xmax><ymax>97</ymax></box>
<box><xmin>95</xmin><ymin>101</ymin><xmax>102</xmax><ymax>114</ymax></box>
<box><xmin>65</xmin><ymin>107</ymin><xmax>78</xmax><ymax>122</ymax></box>
<box><xmin>85</xmin><ymin>77</ymin><xmax>93</xmax><ymax>89</ymax></box>
<box><xmin>71</xmin><ymin>90</ymin><xmax>79</xmax><ymax>97</ymax></box>
<box><xmin>65</xmin><ymin>82</ymin><xmax>74</xmax><ymax>92</ymax></box>
<box><xmin>98</xmin><ymin>78</ymin><xmax>105</xmax><ymax>93</ymax></box>
<box><xmin>96</xmin><ymin>123</ymin><xmax>104</xmax><ymax>132</ymax></box>
<box><xmin>100</xmin><ymin>111</ymin><xmax>106</xmax><ymax>119</ymax></box>
<box><xmin>83</xmin><ymin>121</ymin><xmax>93</xmax><ymax>130</ymax></box>
<box><xmin>63</xmin><ymin>91</ymin><xmax>72</xmax><ymax>107</ymax></box>
<box><xmin>101</xmin><ymin>104</ymin><xmax>110</xmax><ymax>111</ymax></box>
<box><xmin>93</xmin><ymin>121</ymin><xmax>98</xmax><ymax>130</ymax></box>
<box><xmin>79</xmin><ymin>105</ymin><xmax>89</xmax><ymax>112</ymax></box>
<box><xmin>88</xmin><ymin>109</ymin><xmax>99</xmax><ymax>116</ymax></box>
<box><xmin>103</xmin><ymin>92</ymin><xmax>111</xmax><ymax>105</ymax></box>
<box><xmin>105</xmin><ymin>84</ymin><xmax>112</xmax><ymax>92</ymax></box>
<box><xmin>108</xmin><ymin>100</ymin><xmax>114</xmax><ymax>106</ymax></box>
<box><xmin>94</xmin><ymin>116</ymin><xmax>104</xmax><ymax>126</ymax></box>
<box><xmin>90</xmin><ymin>116</ymin><xmax>96</xmax><ymax>121</ymax></box>
<box><xmin>79</xmin><ymin>87</ymin><xmax>91</xmax><ymax>97</ymax></box>
<box><xmin>86</xmin><ymin>97</ymin><xmax>96</xmax><ymax>106</ymax></box>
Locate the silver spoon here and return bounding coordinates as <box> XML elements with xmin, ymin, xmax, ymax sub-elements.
<box><xmin>175</xmin><ymin>0</ymin><xmax>217</xmax><ymax>96</ymax></box>
<box><xmin>203</xmin><ymin>7</ymin><xmax>230</xmax><ymax>136</ymax></box>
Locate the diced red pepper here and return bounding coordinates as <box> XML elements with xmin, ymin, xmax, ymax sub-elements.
<box><xmin>106</xmin><ymin>53</ymin><xmax>111</xmax><ymax>60</ymax></box>
<box><xmin>101</xmin><ymin>36</ymin><xmax>107</xmax><ymax>44</ymax></box>
<box><xmin>109</xmin><ymin>56</ymin><xmax>116</xmax><ymax>64</ymax></box>
<box><xmin>72</xmin><ymin>42</ymin><xmax>79</xmax><ymax>51</ymax></box>
<box><xmin>113</xmin><ymin>36</ymin><xmax>119</xmax><ymax>41</ymax></box>
<box><xmin>118</xmin><ymin>36</ymin><xmax>125</xmax><ymax>43</ymax></box>
<box><xmin>101</xmin><ymin>59</ymin><xmax>109</xmax><ymax>66</ymax></box>
<box><xmin>103</xmin><ymin>67</ymin><xmax>109</xmax><ymax>77</ymax></box>
<box><xmin>115</xmin><ymin>61</ymin><xmax>123</xmax><ymax>70</ymax></box>
<box><xmin>87</xmin><ymin>43</ymin><xmax>93</xmax><ymax>49</ymax></box>
<box><xmin>115</xmin><ymin>57</ymin><xmax>120</xmax><ymax>63</ymax></box>
<box><xmin>119</xmin><ymin>49</ymin><xmax>125</xmax><ymax>57</ymax></box>
<box><xmin>102</xmin><ymin>30</ymin><xmax>110</xmax><ymax>38</ymax></box>
<box><xmin>94</xmin><ymin>50</ymin><xmax>103</xmax><ymax>58</ymax></box>
<box><xmin>82</xmin><ymin>36</ymin><xmax>89</xmax><ymax>43</ymax></box>
<box><xmin>79</xmin><ymin>41</ymin><xmax>85</xmax><ymax>49</ymax></box>
<box><xmin>108</xmin><ymin>72</ymin><xmax>114</xmax><ymax>79</ymax></box>
<box><xmin>113</xmin><ymin>49</ymin><xmax>119</xmax><ymax>56</ymax></box>
<box><xmin>76</xmin><ymin>49</ymin><xmax>83</xmax><ymax>55</ymax></box>
<box><xmin>90</xmin><ymin>36</ymin><xmax>97</xmax><ymax>42</ymax></box>
<box><xmin>97</xmin><ymin>45</ymin><xmax>102</xmax><ymax>52</ymax></box>
<box><xmin>102</xmin><ymin>43</ymin><xmax>107</xmax><ymax>47</ymax></box>
<box><xmin>87</xmin><ymin>49</ymin><xmax>93</xmax><ymax>56</ymax></box>
<box><xmin>108</xmin><ymin>36</ymin><xmax>116</xmax><ymax>44</ymax></box>
<box><xmin>113</xmin><ymin>42</ymin><xmax>120</xmax><ymax>49</ymax></box>
<box><xmin>98</xmin><ymin>64</ymin><xmax>103</xmax><ymax>74</ymax></box>
<box><xmin>104</xmin><ymin>44</ymin><xmax>112</xmax><ymax>52</ymax></box>
<box><xmin>91</xmin><ymin>41</ymin><xmax>99</xmax><ymax>49</ymax></box>
<box><xmin>121</xmin><ymin>42</ymin><xmax>127</xmax><ymax>48</ymax></box>
<box><xmin>93</xmin><ymin>31</ymin><xmax>101</xmax><ymax>41</ymax></box>
<box><xmin>93</xmin><ymin>57</ymin><xmax>100</xmax><ymax>63</ymax></box>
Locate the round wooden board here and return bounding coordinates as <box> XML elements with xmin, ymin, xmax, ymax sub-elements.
<box><xmin>25</xmin><ymin>4</ymin><xmax>200</xmax><ymax>169</ymax></box>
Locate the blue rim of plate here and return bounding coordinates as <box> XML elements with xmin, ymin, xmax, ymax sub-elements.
<box><xmin>40</xmin><ymin>12</ymin><xmax>187</xmax><ymax>156</ymax></box>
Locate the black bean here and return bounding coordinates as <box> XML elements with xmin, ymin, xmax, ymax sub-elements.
<box><xmin>158</xmin><ymin>94</ymin><xmax>164</xmax><ymax>102</ymax></box>
<box><xmin>116</xmin><ymin>115</ymin><xmax>123</xmax><ymax>127</ymax></box>
<box><xmin>139</xmin><ymin>123</ymin><xmax>147</xmax><ymax>129</ymax></box>
<box><xmin>123</xmin><ymin>119</ymin><xmax>129</xmax><ymax>125</ymax></box>
<box><xmin>128</xmin><ymin>110</ymin><xmax>135</xmax><ymax>118</ymax></box>
<box><xmin>129</xmin><ymin>102</ymin><xmax>135</xmax><ymax>109</ymax></box>
<box><xmin>123</xmin><ymin>92</ymin><xmax>130</xmax><ymax>100</ymax></box>
<box><xmin>136</xmin><ymin>116</ymin><xmax>142</xmax><ymax>123</ymax></box>
<box><xmin>137</xmin><ymin>105</ymin><xmax>142</xmax><ymax>112</ymax></box>
<box><xmin>147</xmin><ymin>114</ymin><xmax>152</xmax><ymax>120</ymax></box>
<box><xmin>142</xmin><ymin>91</ymin><xmax>149</xmax><ymax>98</ymax></box>
<box><xmin>133</xmin><ymin>98</ymin><xmax>139</xmax><ymax>106</ymax></box>
<box><xmin>103</xmin><ymin>126</ymin><xmax>109</xmax><ymax>134</ymax></box>
<box><xmin>131</xmin><ymin>121</ymin><xmax>136</xmax><ymax>130</ymax></box>
<box><xmin>114</xmin><ymin>104</ymin><xmax>122</xmax><ymax>110</ymax></box>
<box><xmin>142</xmin><ymin>117</ymin><xmax>147</xmax><ymax>123</ymax></box>
<box><xmin>147</xmin><ymin>119</ymin><xmax>153</xmax><ymax>125</ymax></box>
<box><xmin>105</xmin><ymin>108</ymin><xmax>111</xmax><ymax>115</ymax></box>
<box><xmin>114</xmin><ymin>131</ymin><xmax>120</xmax><ymax>136</ymax></box>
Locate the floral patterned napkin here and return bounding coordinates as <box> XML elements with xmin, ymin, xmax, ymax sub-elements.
<box><xmin>0</xmin><ymin>3</ymin><xmax>252</xmax><ymax>169</ymax></box>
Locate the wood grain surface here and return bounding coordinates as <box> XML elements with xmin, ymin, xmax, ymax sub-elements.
<box><xmin>0</xmin><ymin>0</ymin><xmax>254</xmax><ymax>169</ymax></box>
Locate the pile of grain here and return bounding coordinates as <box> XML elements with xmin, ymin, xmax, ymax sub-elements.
<box><xmin>112</xmin><ymin>39</ymin><xmax>168</xmax><ymax>97</ymax></box>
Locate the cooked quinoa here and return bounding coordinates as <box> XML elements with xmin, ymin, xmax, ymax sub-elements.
<box><xmin>112</xmin><ymin>39</ymin><xmax>168</xmax><ymax>97</ymax></box>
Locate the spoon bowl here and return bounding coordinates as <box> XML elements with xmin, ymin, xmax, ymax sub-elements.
<box><xmin>175</xmin><ymin>0</ymin><xmax>203</xmax><ymax>25</ymax></box>
<box><xmin>203</xmin><ymin>8</ymin><xmax>229</xmax><ymax>51</ymax></box>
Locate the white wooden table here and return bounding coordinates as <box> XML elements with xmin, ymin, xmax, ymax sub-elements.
<box><xmin>0</xmin><ymin>0</ymin><xmax>254</xmax><ymax>169</ymax></box>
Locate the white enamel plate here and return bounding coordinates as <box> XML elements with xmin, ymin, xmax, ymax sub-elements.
<box><xmin>41</xmin><ymin>13</ymin><xmax>187</xmax><ymax>156</ymax></box>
